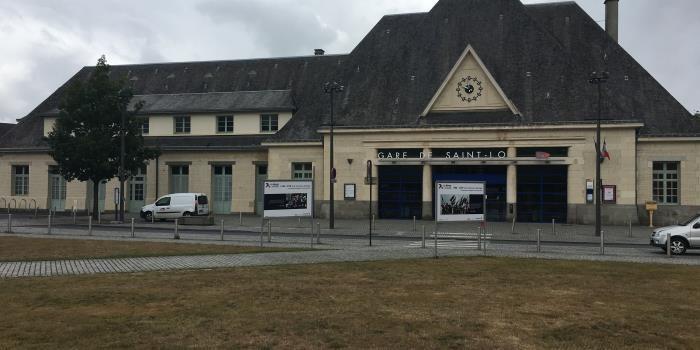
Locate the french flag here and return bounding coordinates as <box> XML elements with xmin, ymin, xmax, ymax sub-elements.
<box><xmin>601</xmin><ymin>139</ymin><xmax>611</xmax><ymax>160</ymax></box>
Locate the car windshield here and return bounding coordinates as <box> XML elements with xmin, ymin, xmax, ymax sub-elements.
<box><xmin>197</xmin><ymin>195</ymin><xmax>208</xmax><ymax>205</ymax></box>
<box><xmin>679</xmin><ymin>214</ymin><xmax>700</xmax><ymax>226</ymax></box>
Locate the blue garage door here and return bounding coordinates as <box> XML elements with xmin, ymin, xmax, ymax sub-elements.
<box><xmin>378</xmin><ymin>166</ymin><xmax>422</xmax><ymax>219</ymax></box>
<box><xmin>517</xmin><ymin>166</ymin><xmax>568</xmax><ymax>223</ymax></box>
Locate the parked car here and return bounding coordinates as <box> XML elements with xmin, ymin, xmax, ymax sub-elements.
<box><xmin>140</xmin><ymin>193</ymin><xmax>209</xmax><ymax>221</ymax></box>
<box><xmin>650</xmin><ymin>214</ymin><xmax>700</xmax><ymax>255</ymax></box>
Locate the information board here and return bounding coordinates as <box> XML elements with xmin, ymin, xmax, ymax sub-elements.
<box><xmin>435</xmin><ymin>181</ymin><xmax>486</xmax><ymax>222</ymax></box>
<box><xmin>263</xmin><ymin>180</ymin><xmax>314</xmax><ymax>218</ymax></box>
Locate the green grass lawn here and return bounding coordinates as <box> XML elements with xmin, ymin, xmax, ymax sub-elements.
<box><xmin>1</xmin><ymin>257</ymin><xmax>698</xmax><ymax>349</ymax></box>
<box><xmin>0</xmin><ymin>236</ymin><xmax>304</xmax><ymax>261</ymax></box>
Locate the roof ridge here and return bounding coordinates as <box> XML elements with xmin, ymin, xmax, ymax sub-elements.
<box><xmin>524</xmin><ymin>1</ymin><xmax>577</xmax><ymax>8</ymax></box>
<box><xmin>101</xmin><ymin>54</ymin><xmax>349</xmax><ymax>69</ymax></box>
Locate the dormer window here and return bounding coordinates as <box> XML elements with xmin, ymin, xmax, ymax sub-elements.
<box><xmin>260</xmin><ymin>114</ymin><xmax>279</xmax><ymax>132</ymax></box>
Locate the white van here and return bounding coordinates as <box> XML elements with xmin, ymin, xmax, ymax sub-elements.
<box><xmin>140</xmin><ymin>193</ymin><xmax>209</xmax><ymax>221</ymax></box>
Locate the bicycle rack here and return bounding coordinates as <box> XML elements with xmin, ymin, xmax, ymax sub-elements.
<box><xmin>19</xmin><ymin>198</ymin><xmax>27</xmax><ymax>210</ymax></box>
<box><xmin>0</xmin><ymin>198</ymin><xmax>6</xmax><ymax>213</ymax></box>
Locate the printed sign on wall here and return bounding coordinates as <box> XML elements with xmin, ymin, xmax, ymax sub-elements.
<box><xmin>435</xmin><ymin>181</ymin><xmax>486</xmax><ymax>222</ymax></box>
<box><xmin>263</xmin><ymin>180</ymin><xmax>314</xmax><ymax>218</ymax></box>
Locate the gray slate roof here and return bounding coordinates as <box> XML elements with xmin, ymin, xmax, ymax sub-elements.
<box><xmin>1</xmin><ymin>0</ymin><xmax>698</xmax><ymax>151</ymax></box>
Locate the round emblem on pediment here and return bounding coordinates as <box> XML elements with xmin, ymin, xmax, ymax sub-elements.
<box><xmin>456</xmin><ymin>76</ymin><xmax>484</xmax><ymax>103</ymax></box>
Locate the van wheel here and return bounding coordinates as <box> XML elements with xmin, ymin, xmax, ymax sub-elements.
<box><xmin>143</xmin><ymin>211</ymin><xmax>153</xmax><ymax>222</ymax></box>
<box><xmin>670</xmin><ymin>238</ymin><xmax>687</xmax><ymax>255</ymax></box>
<box><xmin>183</xmin><ymin>212</ymin><xmax>192</xmax><ymax>217</ymax></box>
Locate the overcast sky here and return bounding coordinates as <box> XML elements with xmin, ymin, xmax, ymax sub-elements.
<box><xmin>0</xmin><ymin>0</ymin><xmax>698</xmax><ymax>123</ymax></box>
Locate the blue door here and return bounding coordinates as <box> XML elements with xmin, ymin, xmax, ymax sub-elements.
<box><xmin>378</xmin><ymin>166</ymin><xmax>422</xmax><ymax>219</ymax></box>
<box><xmin>517</xmin><ymin>166</ymin><xmax>568</xmax><ymax>223</ymax></box>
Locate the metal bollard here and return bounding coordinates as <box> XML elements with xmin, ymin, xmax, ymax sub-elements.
<box><xmin>552</xmin><ymin>219</ymin><xmax>556</xmax><ymax>236</ymax></box>
<box><xmin>260</xmin><ymin>222</ymin><xmax>264</xmax><ymax>247</ymax></box>
<box><xmin>477</xmin><ymin>225</ymin><xmax>482</xmax><ymax>251</ymax></box>
<box><xmin>220</xmin><ymin>219</ymin><xmax>225</xmax><ymax>241</ymax></box>
<box><xmin>174</xmin><ymin>219</ymin><xmax>180</xmax><ymax>240</ymax></box>
<box><xmin>310</xmin><ymin>220</ymin><xmax>314</xmax><ymax>248</ymax></box>
<box><xmin>267</xmin><ymin>220</ymin><xmax>272</xmax><ymax>243</ymax></box>
<box><xmin>88</xmin><ymin>216</ymin><xmax>93</xmax><ymax>236</ymax></box>
<box><xmin>316</xmin><ymin>222</ymin><xmax>321</xmax><ymax>244</ymax></box>
<box><xmin>151</xmin><ymin>213</ymin><xmax>155</xmax><ymax>224</ymax></box>
<box><xmin>73</xmin><ymin>210</ymin><xmax>76</xmax><ymax>225</ymax></box>
<box><xmin>372</xmin><ymin>215</ymin><xmax>375</xmax><ymax>232</ymax></box>
<box><xmin>48</xmin><ymin>214</ymin><xmax>52</xmax><ymax>235</ymax></box>
<box><xmin>7</xmin><ymin>214</ymin><xmax>12</xmax><ymax>233</ymax></box>
<box><xmin>600</xmin><ymin>230</ymin><xmax>605</xmax><ymax>255</ymax></box>
<box><xmin>482</xmin><ymin>225</ymin><xmax>487</xmax><ymax>251</ymax></box>
<box><xmin>413</xmin><ymin>216</ymin><xmax>416</xmax><ymax>232</ymax></box>
<box><xmin>667</xmin><ymin>233</ymin><xmax>672</xmax><ymax>257</ymax></box>
<box><xmin>537</xmin><ymin>229</ymin><xmax>541</xmax><ymax>253</ymax></box>
<box><xmin>239</xmin><ymin>212</ymin><xmax>243</xmax><ymax>226</ymax></box>
<box><xmin>421</xmin><ymin>225</ymin><xmax>426</xmax><ymax>248</ymax></box>
<box><xmin>434</xmin><ymin>225</ymin><xmax>438</xmax><ymax>259</ymax></box>
<box><xmin>628</xmin><ymin>219</ymin><xmax>633</xmax><ymax>238</ymax></box>
<box><xmin>98</xmin><ymin>210</ymin><xmax>101</xmax><ymax>224</ymax></box>
<box><xmin>130</xmin><ymin>218</ymin><xmax>135</xmax><ymax>238</ymax></box>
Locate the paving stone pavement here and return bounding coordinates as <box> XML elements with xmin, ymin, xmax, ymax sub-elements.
<box><xmin>1</xmin><ymin>237</ymin><xmax>699</xmax><ymax>279</ymax></box>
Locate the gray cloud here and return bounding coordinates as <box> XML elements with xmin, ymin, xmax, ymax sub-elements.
<box><xmin>0</xmin><ymin>0</ymin><xmax>698</xmax><ymax>123</ymax></box>
<box><xmin>196</xmin><ymin>0</ymin><xmax>339</xmax><ymax>57</ymax></box>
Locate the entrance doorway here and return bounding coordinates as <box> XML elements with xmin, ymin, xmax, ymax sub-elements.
<box><xmin>378</xmin><ymin>166</ymin><xmax>422</xmax><ymax>219</ymax></box>
<box><xmin>517</xmin><ymin>165</ymin><xmax>568</xmax><ymax>223</ymax></box>
<box><xmin>48</xmin><ymin>167</ymin><xmax>66</xmax><ymax>212</ymax></box>
<box><xmin>432</xmin><ymin>165</ymin><xmax>507</xmax><ymax>221</ymax></box>
<box><xmin>128</xmin><ymin>167</ymin><xmax>146</xmax><ymax>213</ymax></box>
<box><xmin>255</xmin><ymin>164</ymin><xmax>268</xmax><ymax>215</ymax></box>
<box><xmin>212</xmin><ymin>164</ymin><xmax>233</xmax><ymax>214</ymax></box>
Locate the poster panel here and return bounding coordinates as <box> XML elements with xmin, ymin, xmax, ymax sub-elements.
<box><xmin>436</xmin><ymin>181</ymin><xmax>486</xmax><ymax>222</ymax></box>
<box><xmin>263</xmin><ymin>180</ymin><xmax>314</xmax><ymax>218</ymax></box>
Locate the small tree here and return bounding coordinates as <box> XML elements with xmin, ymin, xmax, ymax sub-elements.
<box><xmin>46</xmin><ymin>56</ymin><xmax>159</xmax><ymax>218</ymax></box>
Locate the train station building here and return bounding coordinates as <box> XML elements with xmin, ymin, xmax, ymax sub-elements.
<box><xmin>1</xmin><ymin>0</ymin><xmax>699</xmax><ymax>226</ymax></box>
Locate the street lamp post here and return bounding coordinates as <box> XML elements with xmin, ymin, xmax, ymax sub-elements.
<box><xmin>323</xmin><ymin>81</ymin><xmax>344</xmax><ymax>229</ymax></box>
<box><xmin>589</xmin><ymin>71</ymin><xmax>609</xmax><ymax>237</ymax></box>
<box><xmin>119</xmin><ymin>104</ymin><xmax>126</xmax><ymax>223</ymax></box>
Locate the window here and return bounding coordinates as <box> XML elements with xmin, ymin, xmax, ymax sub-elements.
<box><xmin>174</xmin><ymin>116</ymin><xmax>191</xmax><ymax>134</ymax></box>
<box><xmin>12</xmin><ymin>165</ymin><xmax>29</xmax><ymax>196</ymax></box>
<box><xmin>653</xmin><ymin>162</ymin><xmax>679</xmax><ymax>204</ymax></box>
<box><xmin>155</xmin><ymin>197</ymin><xmax>171</xmax><ymax>206</ymax></box>
<box><xmin>141</xmin><ymin>118</ymin><xmax>150</xmax><ymax>135</ymax></box>
<box><xmin>292</xmin><ymin>162</ymin><xmax>313</xmax><ymax>179</ymax></box>
<box><xmin>217</xmin><ymin>116</ymin><xmax>234</xmax><ymax>133</ymax></box>
<box><xmin>170</xmin><ymin>165</ymin><xmax>189</xmax><ymax>193</ymax></box>
<box><xmin>129</xmin><ymin>167</ymin><xmax>146</xmax><ymax>201</ymax></box>
<box><xmin>260</xmin><ymin>114</ymin><xmax>279</xmax><ymax>132</ymax></box>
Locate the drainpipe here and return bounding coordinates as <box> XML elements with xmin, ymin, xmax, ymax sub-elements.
<box><xmin>155</xmin><ymin>155</ymin><xmax>159</xmax><ymax>198</ymax></box>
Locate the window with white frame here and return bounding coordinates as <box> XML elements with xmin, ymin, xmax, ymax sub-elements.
<box><xmin>12</xmin><ymin>165</ymin><xmax>29</xmax><ymax>196</ymax></box>
<box><xmin>292</xmin><ymin>162</ymin><xmax>313</xmax><ymax>179</ymax></box>
<box><xmin>217</xmin><ymin>115</ymin><xmax>234</xmax><ymax>133</ymax></box>
<box><xmin>141</xmin><ymin>118</ymin><xmax>150</xmax><ymax>135</ymax></box>
<box><xmin>653</xmin><ymin>162</ymin><xmax>679</xmax><ymax>204</ymax></box>
<box><xmin>174</xmin><ymin>116</ymin><xmax>191</xmax><ymax>134</ymax></box>
<box><xmin>260</xmin><ymin>114</ymin><xmax>279</xmax><ymax>132</ymax></box>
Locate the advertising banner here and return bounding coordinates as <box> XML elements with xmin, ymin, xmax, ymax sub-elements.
<box><xmin>435</xmin><ymin>181</ymin><xmax>486</xmax><ymax>222</ymax></box>
<box><xmin>263</xmin><ymin>180</ymin><xmax>314</xmax><ymax>218</ymax></box>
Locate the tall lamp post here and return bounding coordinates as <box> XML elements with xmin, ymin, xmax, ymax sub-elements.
<box><xmin>323</xmin><ymin>81</ymin><xmax>344</xmax><ymax>229</ymax></box>
<box><xmin>589</xmin><ymin>71</ymin><xmax>608</xmax><ymax>237</ymax></box>
<box><xmin>119</xmin><ymin>101</ymin><xmax>126</xmax><ymax>223</ymax></box>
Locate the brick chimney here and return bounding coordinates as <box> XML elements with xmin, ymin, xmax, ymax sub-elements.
<box><xmin>605</xmin><ymin>0</ymin><xmax>619</xmax><ymax>42</ymax></box>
